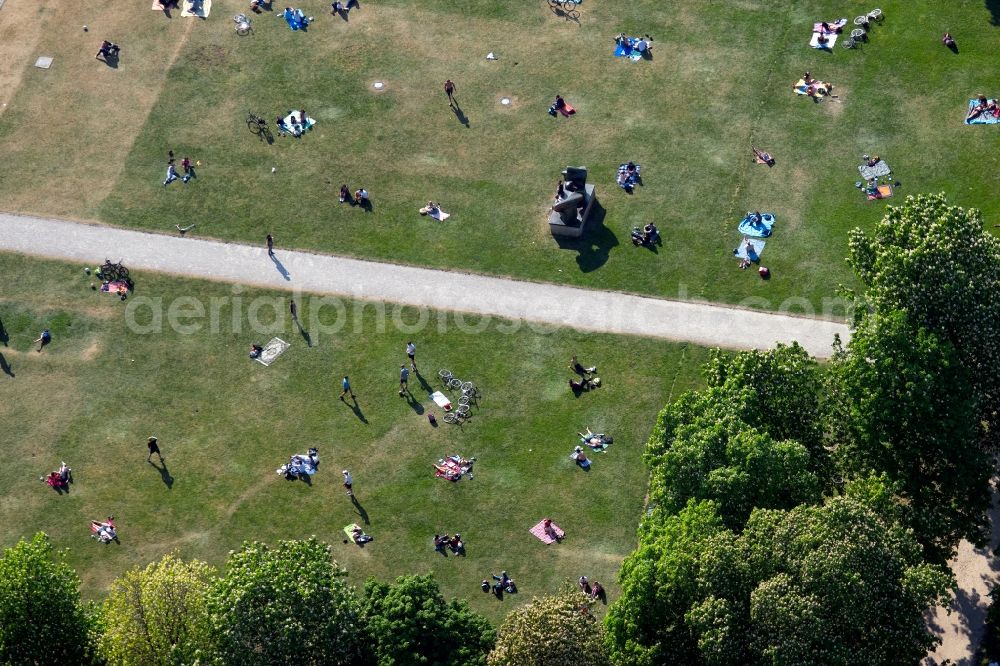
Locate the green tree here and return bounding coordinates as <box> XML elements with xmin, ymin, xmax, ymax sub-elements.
<box><xmin>98</xmin><ymin>554</ymin><xmax>216</xmax><ymax>666</ymax></box>
<box><xmin>848</xmin><ymin>193</ymin><xmax>1000</xmax><ymax>446</ymax></box>
<box><xmin>828</xmin><ymin>311</ymin><xmax>992</xmax><ymax>560</ymax></box>
<box><xmin>647</xmin><ymin>410</ymin><xmax>821</xmax><ymax>530</ymax></box>
<box><xmin>361</xmin><ymin>574</ymin><xmax>494</xmax><ymax>665</ymax></box>
<box><xmin>208</xmin><ymin>537</ymin><xmax>364</xmax><ymax>666</ymax></box>
<box><xmin>0</xmin><ymin>533</ymin><xmax>91</xmax><ymax>665</ymax></box>
<box><xmin>488</xmin><ymin>584</ymin><xmax>609</xmax><ymax>666</ymax></box>
<box><xmin>606</xmin><ymin>483</ymin><xmax>952</xmax><ymax>666</ymax></box>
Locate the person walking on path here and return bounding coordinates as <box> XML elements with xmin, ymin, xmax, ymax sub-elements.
<box><xmin>399</xmin><ymin>364</ymin><xmax>409</xmax><ymax>396</ymax></box>
<box><xmin>266</xmin><ymin>234</ymin><xmax>274</xmax><ymax>257</ymax></box>
<box><xmin>406</xmin><ymin>341</ymin><xmax>417</xmax><ymax>371</ymax></box>
<box><xmin>146</xmin><ymin>436</ymin><xmax>164</xmax><ymax>463</ymax></box>
<box><xmin>33</xmin><ymin>329</ymin><xmax>51</xmax><ymax>352</ymax></box>
<box><xmin>340</xmin><ymin>375</ymin><xmax>355</xmax><ymax>401</ymax></box>
<box><xmin>163</xmin><ymin>160</ymin><xmax>178</xmax><ymax>186</ymax></box>
<box><xmin>290</xmin><ymin>299</ymin><xmax>298</xmax><ymax>322</ymax></box>
<box><xmin>444</xmin><ymin>79</ymin><xmax>456</xmax><ymax>106</ymax></box>
<box><xmin>342</xmin><ymin>469</ymin><xmax>353</xmax><ymax>496</ymax></box>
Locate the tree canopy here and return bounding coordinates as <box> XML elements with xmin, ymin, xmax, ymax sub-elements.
<box><xmin>98</xmin><ymin>554</ymin><xmax>216</xmax><ymax>666</ymax></box>
<box><xmin>0</xmin><ymin>533</ymin><xmax>92</xmax><ymax>665</ymax></box>
<box><xmin>361</xmin><ymin>574</ymin><xmax>494</xmax><ymax>666</ymax></box>
<box><xmin>208</xmin><ymin>537</ymin><xmax>364</xmax><ymax>666</ymax></box>
<box><xmin>488</xmin><ymin>584</ymin><xmax>609</xmax><ymax>666</ymax></box>
<box><xmin>848</xmin><ymin>192</ymin><xmax>1000</xmax><ymax>446</ymax></box>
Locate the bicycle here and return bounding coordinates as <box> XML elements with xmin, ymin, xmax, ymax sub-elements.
<box><xmin>443</xmin><ymin>404</ymin><xmax>472</xmax><ymax>424</ymax></box>
<box><xmin>234</xmin><ymin>13</ymin><xmax>253</xmax><ymax>36</ymax></box>
<box><xmin>246</xmin><ymin>111</ymin><xmax>272</xmax><ymax>141</ymax></box>
<box><xmin>98</xmin><ymin>259</ymin><xmax>129</xmax><ymax>283</ymax></box>
<box><xmin>547</xmin><ymin>0</ymin><xmax>580</xmax><ymax>20</ymax></box>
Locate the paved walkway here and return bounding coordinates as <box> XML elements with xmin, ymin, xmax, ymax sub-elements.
<box><xmin>0</xmin><ymin>213</ymin><xmax>849</xmax><ymax>357</ymax></box>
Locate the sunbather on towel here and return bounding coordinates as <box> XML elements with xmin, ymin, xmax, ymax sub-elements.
<box><xmin>967</xmin><ymin>95</ymin><xmax>997</xmax><ymax>121</ymax></box>
<box><xmin>351</xmin><ymin>525</ymin><xmax>372</xmax><ymax>544</ymax></box>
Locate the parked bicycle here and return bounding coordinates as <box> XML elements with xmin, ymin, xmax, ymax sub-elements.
<box><xmin>246</xmin><ymin>111</ymin><xmax>272</xmax><ymax>141</ymax></box>
<box><xmin>547</xmin><ymin>0</ymin><xmax>581</xmax><ymax>20</ymax></box>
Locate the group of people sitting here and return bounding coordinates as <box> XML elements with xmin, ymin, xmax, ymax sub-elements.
<box><xmin>433</xmin><ymin>533</ymin><xmax>465</xmax><ymax>555</ymax></box>
<box><xmin>43</xmin><ymin>462</ymin><xmax>72</xmax><ymax>491</ymax></box>
<box><xmin>578</xmin><ymin>575</ymin><xmax>605</xmax><ymax>601</ymax></box>
<box><xmin>794</xmin><ymin>71</ymin><xmax>832</xmax><ymax>98</ymax></box>
<box><xmin>282</xmin><ymin>7</ymin><xmax>312</xmax><ymax>30</ymax></box>
<box><xmin>481</xmin><ymin>571</ymin><xmax>517</xmax><ymax>598</ymax></box>
<box><xmin>630</xmin><ymin>222</ymin><xmax>660</xmax><ymax>247</ymax></box>
<box><xmin>614</xmin><ymin>33</ymin><xmax>653</xmax><ymax>54</ymax></box>
<box><xmin>278</xmin><ymin>448</ymin><xmax>319</xmax><ymax>480</ymax></box>
<box><xmin>90</xmin><ymin>517</ymin><xmax>118</xmax><ymax>544</ymax></box>
<box><xmin>276</xmin><ymin>110</ymin><xmax>310</xmax><ymax>137</ymax></box>
<box><xmin>340</xmin><ymin>185</ymin><xmax>370</xmax><ymax>205</ymax></box>
<box><xmin>967</xmin><ymin>94</ymin><xmax>999</xmax><ymax>121</ymax></box>
<box><xmin>616</xmin><ymin>162</ymin><xmax>641</xmax><ymax>191</ymax></box>
<box><xmin>95</xmin><ymin>40</ymin><xmax>120</xmax><ymax>62</ymax></box>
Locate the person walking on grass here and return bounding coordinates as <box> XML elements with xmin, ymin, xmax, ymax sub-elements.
<box><xmin>444</xmin><ymin>79</ymin><xmax>456</xmax><ymax>106</ymax></box>
<box><xmin>399</xmin><ymin>364</ymin><xmax>409</xmax><ymax>396</ymax></box>
<box><xmin>406</xmin><ymin>341</ymin><xmax>417</xmax><ymax>371</ymax></box>
<box><xmin>342</xmin><ymin>469</ymin><xmax>353</xmax><ymax>496</ymax></box>
<box><xmin>290</xmin><ymin>299</ymin><xmax>298</xmax><ymax>322</ymax></box>
<box><xmin>146</xmin><ymin>436</ymin><xmax>163</xmax><ymax>463</ymax></box>
<box><xmin>266</xmin><ymin>234</ymin><xmax>274</xmax><ymax>256</ymax></box>
<box><xmin>340</xmin><ymin>375</ymin><xmax>355</xmax><ymax>401</ymax></box>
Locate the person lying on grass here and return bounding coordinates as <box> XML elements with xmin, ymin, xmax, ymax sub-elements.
<box><xmin>967</xmin><ymin>95</ymin><xmax>998</xmax><ymax>121</ymax></box>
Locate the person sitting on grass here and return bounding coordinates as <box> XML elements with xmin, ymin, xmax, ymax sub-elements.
<box><xmin>339</xmin><ymin>184</ymin><xmax>351</xmax><ymax>203</ymax></box>
<box><xmin>46</xmin><ymin>471</ymin><xmax>66</xmax><ymax>490</ymax></box>
<box><xmin>355</xmin><ymin>188</ymin><xmax>369</xmax><ymax>205</ymax></box>
<box><xmin>942</xmin><ymin>32</ymin><xmax>956</xmax><ymax>48</ymax></box>
<box><xmin>250</xmin><ymin>343</ymin><xmax>264</xmax><ymax>359</ymax></box>
<box><xmin>590</xmin><ymin>580</ymin><xmax>604</xmax><ymax>601</ymax></box>
<box><xmin>449</xmin><ymin>534</ymin><xmax>464</xmax><ymax>554</ymax></box>
<box><xmin>579</xmin><ymin>575</ymin><xmax>591</xmax><ymax>594</ymax></box>
<box><xmin>58</xmin><ymin>462</ymin><xmax>71</xmax><ymax>485</ymax></box>
<box><xmin>572</xmin><ymin>446</ymin><xmax>591</xmax><ymax>469</ymax></box>
<box><xmin>95</xmin><ymin>40</ymin><xmax>120</xmax><ymax>61</ymax></box>
<box><xmin>642</xmin><ymin>222</ymin><xmax>660</xmax><ymax>245</ymax></box>
<box><xmin>542</xmin><ymin>518</ymin><xmax>560</xmax><ymax>541</ymax></box>
<box><xmin>33</xmin><ymin>329</ymin><xmax>51</xmax><ymax>352</ymax></box>
<box><xmin>351</xmin><ymin>525</ymin><xmax>372</xmax><ymax>544</ymax></box>
<box><xmin>433</xmin><ymin>534</ymin><xmax>448</xmax><ymax>553</ymax></box>
<box><xmin>481</xmin><ymin>579</ymin><xmax>491</xmax><ymax>593</ymax></box>
<box><xmin>569</xmin><ymin>355</ymin><xmax>596</xmax><ymax>376</ymax></box>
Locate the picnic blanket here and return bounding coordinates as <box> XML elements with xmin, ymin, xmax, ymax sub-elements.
<box><xmin>529</xmin><ymin>520</ymin><xmax>565</xmax><ymax>544</ymax></box>
<box><xmin>794</xmin><ymin>79</ymin><xmax>832</xmax><ymax>96</ymax></box>
<box><xmin>858</xmin><ymin>160</ymin><xmax>891</xmax><ymax>180</ymax></box>
<box><xmin>344</xmin><ymin>523</ymin><xmax>372</xmax><ymax>544</ymax></box>
<box><xmin>100</xmin><ymin>280</ymin><xmax>130</xmax><ymax>295</ymax></box>
<box><xmin>181</xmin><ymin>0</ymin><xmax>211</xmax><ymax>17</ymax></box>
<box><xmin>734</xmin><ymin>238</ymin><xmax>766</xmax><ymax>261</ymax></box>
<box><xmin>282</xmin><ymin>8</ymin><xmax>309</xmax><ymax>30</ymax></box>
<box><xmin>809</xmin><ymin>32</ymin><xmax>839</xmax><ymax>49</ymax></box>
<box><xmin>867</xmin><ymin>184</ymin><xmax>893</xmax><ymax>200</ymax></box>
<box><xmin>280</xmin><ymin>112</ymin><xmax>316</xmax><ymax>135</ymax></box>
<box><xmin>434</xmin><ymin>455</ymin><xmax>474</xmax><ymax>481</ymax></box>
<box><xmin>738</xmin><ymin>213</ymin><xmax>775</xmax><ymax>238</ymax></box>
<box><xmin>255</xmin><ymin>337</ymin><xmax>289</xmax><ymax>366</ymax></box>
<box><xmin>813</xmin><ymin>18</ymin><xmax>847</xmax><ymax>33</ymax></box>
<box><xmin>613</xmin><ymin>43</ymin><xmax>644</xmax><ymax>61</ymax></box>
<box><xmin>558</xmin><ymin>103</ymin><xmax>576</xmax><ymax>117</ymax></box>
<box><xmin>966</xmin><ymin>99</ymin><xmax>1000</xmax><ymax>125</ymax></box>
<box><xmin>151</xmin><ymin>0</ymin><xmax>180</xmax><ymax>9</ymax></box>
<box><xmin>430</xmin><ymin>391</ymin><xmax>452</xmax><ymax>410</ymax></box>
<box><xmin>428</xmin><ymin>207</ymin><xmax>450</xmax><ymax>221</ymax></box>
<box><xmin>617</xmin><ymin>163</ymin><xmax>641</xmax><ymax>190</ymax></box>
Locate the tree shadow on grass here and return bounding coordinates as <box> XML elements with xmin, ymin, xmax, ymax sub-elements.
<box><xmin>148</xmin><ymin>459</ymin><xmax>174</xmax><ymax>489</ymax></box>
<box><xmin>553</xmin><ymin>201</ymin><xmax>618</xmax><ymax>273</ymax></box>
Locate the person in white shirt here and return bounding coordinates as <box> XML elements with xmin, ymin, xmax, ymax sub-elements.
<box><xmin>406</xmin><ymin>341</ymin><xmax>416</xmax><ymax>370</ymax></box>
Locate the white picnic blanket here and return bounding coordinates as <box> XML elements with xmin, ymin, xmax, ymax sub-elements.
<box><xmin>809</xmin><ymin>32</ymin><xmax>838</xmax><ymax>49</ymax></box>
<box><xmin>430</xmin><ymin>391</ymin><xmax>452</xmax><ymax>410</ymax></box>
<box><xmin>281</xmin><ymin>112</ymin><xmax>316</xmax><ymax>134</ymax></box>
<box><xmin>181</xmin><ymin>0</ymin><xmax>212</xmax><ymax>17</ymax></box>
<box><xmin>255</xmin><ymin>337</ymin><xmax>289</xmax><ymax>366</ymax></box>
<box><xmin>735</xmin><ymin>238</ymin><xmax>765</xmax><ymax>261</ymax></box>
<box><xmin>428</xmin><ymin>207</ymin><xmax>450</xmax><ymax>221</ymax></box>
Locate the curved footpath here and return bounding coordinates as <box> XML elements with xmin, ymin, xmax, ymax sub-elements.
<box><xmin>0</xmin><ymin>213</ymin><xmax>849</xmax><ymax>357</ymax></box>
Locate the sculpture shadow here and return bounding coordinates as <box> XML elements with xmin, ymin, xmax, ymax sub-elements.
<box><xmin>553</xmin><ymin>201</ymin><xmax>617</xmax><ymax>272</ymax></box>
<box><xmin>989</xmin><ymin>0</ymin><xmax>1000</xmax><ymax>25</ymax></box>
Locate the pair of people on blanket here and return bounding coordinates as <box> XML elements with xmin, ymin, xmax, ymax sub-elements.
<box><xmin>615</xmin><ymin>33</ymin><xmax>652</xmax><ymax>53</ymax></box>
<box><xmin>967</xmin><ymin>94</ymin><xmax>999</xmax><ymax>121</ymax></box>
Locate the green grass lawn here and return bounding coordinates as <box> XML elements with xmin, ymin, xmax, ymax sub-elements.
<box><xmin>0</xmin><ymin>1</ymin><xmax>996</xmax><ymax>315</ymax></box>
<box><xmin>0</xmin><ymin>252</ymin><xmax>711</xmax><ymax>622</ymax></box>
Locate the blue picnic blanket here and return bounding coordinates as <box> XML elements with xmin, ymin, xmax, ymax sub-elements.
<box><xmin>617</xmin><ymin>163</ymin><xmax>641</xmax><ymax>190</ymax></box>
<box><xmin>614</xmin><ymin>44</ymin><xmax>643</xmax><ymax>61</ymax></box>
<box><xmin>966</xmin><ymin>99</ymin><xmax>1000</xmax><ymax>125</ymax></box>
<box><xmin>737</xmin><ymin>213</ymin><xmax>775</xmax><ymax>238</ymax></box>
<box><xmin>283</xmin><ymin>8</ymin><xmax>309</xmax><ymax>30</ymax></box>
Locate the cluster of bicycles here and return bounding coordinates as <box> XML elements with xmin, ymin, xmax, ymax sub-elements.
<box><xmin>97</xmin><ymin>259</ymin><xmax>131</xmax><ymax>285</ymax></box>
<box><xmin>438</xmin><ymin>369</ymin><xmax>480</xmax><ymax>424</ymax></box>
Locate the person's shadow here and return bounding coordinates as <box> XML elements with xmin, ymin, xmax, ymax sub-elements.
<box><xmin>345</xmin><ymin>396</ymin><xmax>368</xmax><ymax>424</ymax></box>
<box><xmin>404</xmin><ymin>391</ymin><xmax>424</xmax><ymax>415</ymax></box>
<box><xmin>946</xmin><ymin>40</ymin><xmax>959</xmax><ymax>54</ymax></box>
<box><xmin>351</xmin><ymin>495</ymin><xmax>370</xmax><ymax>525</ymax></box>
<box><xmin>451</xmin><ymin>104</ymin><xmax>470</xmax><ymax>128</ymax></box>
<box><xmin>270</xmin><ymin>254</ymin><xmax>291</xmax><ymax>281</ymax></box>
<box><xmin>295</xmin><ymin>320</ymin><xmax>312</xmax><ymax>347</ymax></box>
<box><xmin>416</xmin><ymin>371</ymin><xmax>433</xmax><ymax>395</ymax></box>
<box><xmin>0</xmin><ymin>353</ymin><xmax>13</xmax><ymax>378</ymax></box>
<box><xmin>100</xmin><ymin>53</ymin><xmax>120</xmax><ymax>69</ymax></box>
<box><xmin>149</xmin><ymin>459</ymin><xmax>174</xmax><ymax>489</ymax></box>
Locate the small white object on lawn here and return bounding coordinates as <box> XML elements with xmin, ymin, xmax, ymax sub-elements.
<box><xmin>271</xmin><ymin>166</ymin><xmax>276</xmax><ymax>173</ymax></box>
<box><xmin>34</xmin><ymin>56</ymin><xmax>54</xmax><ymax>69</ymax></box>
<box><xmin>500</xmin><ymin>97</ymin><xmax>511</xmax><ymax>106</ymax></box>
<box><xmin>372</xmin><ymin>81</ymin><xmax>384</xmax><ymax>90</ymax></box>
<box><xmin>486</xmin><ymin>51</ymin><xmax>497</xmax><ymax>60</ymax></box>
